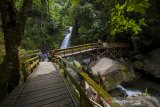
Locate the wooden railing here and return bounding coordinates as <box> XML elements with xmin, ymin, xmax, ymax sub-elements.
<box><xmin>53</xmin><ymin>56</ymin><xmax>121</xmax><ymax>107</ymax></box>
<box><xmin>21</xmin><ymin>55</ymin><xmax>39</xmax><ymax>82</ymax></box>
<box><xmin>102</xmin><ymin>42</ymin><xmax>130</xmax><ymax>48</ymax></box>
<box><xmin>52</xmin><ymin>42</ymin><xmax>130</xmax><ymax>57</ymax></box>
<box><xmin>53</xmin><ymin>43</ymin><xmax>98</xmax><ymax>57</ymax></box>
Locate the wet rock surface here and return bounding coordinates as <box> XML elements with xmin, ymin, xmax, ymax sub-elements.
<box><xmin>109</xmin><ymin>87</ymin><xmax>128</xmax><ymax>98</ymax></box>
<box><xmin>91</xmin><ymin>58</ymin><xmax>135</xmax><ymax>91</ymax></box>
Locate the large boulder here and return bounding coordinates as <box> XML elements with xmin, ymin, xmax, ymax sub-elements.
<box><xmin>91</xmin><ymin>58</ymin><xmax>135</xmax><ymax>91</ymax></box>
<box><xmin>144</xmin><ymin>48</ymin><xmax>160</xmax><ymax>78</ymax></box>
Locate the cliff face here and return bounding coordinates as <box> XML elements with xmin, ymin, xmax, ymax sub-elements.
<box><xmin>133</xmin><ymin>48</ymin><xmax>160</xmax><ymax>79</ymax></box>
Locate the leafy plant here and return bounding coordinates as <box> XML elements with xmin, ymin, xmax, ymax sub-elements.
<box><xmin>108</xmin><ymin>0</ymin><xmax>150</xmax><ymax>36</ymax></box>
<box><xmin>144</xmin><ymin>88</ymin><xmax>150</xmax><ymax>96</ymax></box>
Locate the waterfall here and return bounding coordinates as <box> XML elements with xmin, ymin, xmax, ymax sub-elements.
<box><xmin>60</xmin><ymin>27</ymin><xmax>73</xmax><ymax>49</ymax></box>
<box><xmin>117</xmin><ymin>85</ymin><xmax>141</xmax><ymax>96</ymax></box>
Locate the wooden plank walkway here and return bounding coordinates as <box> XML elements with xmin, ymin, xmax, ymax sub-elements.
<box><xmin>0</xmin><ymin>62</ymin><xmax>76</xmax><ymax>107</ymax></box>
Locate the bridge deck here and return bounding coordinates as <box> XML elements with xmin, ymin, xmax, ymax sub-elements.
<box><xmin>1</xmin><ymin>62</ymin><xmax>76</xmax><ymax>107</ymax></box>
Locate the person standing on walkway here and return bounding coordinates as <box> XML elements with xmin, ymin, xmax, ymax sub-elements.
<box><xmin>44</xmin><ymin>52</ymin><xmax>47</xmax><ymax>61</ymax></box>
<box><xmin>38</xmin><ymin>50</ymin><xmax>43</xmax><ymax>62</ymax></box>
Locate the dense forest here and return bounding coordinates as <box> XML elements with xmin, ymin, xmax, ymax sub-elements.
<box><xmin>0</xmin><ymin>0</ymin><xmax>160</xmax><ymax>104</ymax></box>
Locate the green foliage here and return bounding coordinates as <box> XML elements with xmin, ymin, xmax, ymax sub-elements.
<box><xmin>7</xmin><ymin>0</ymin><xmax>157</xmax><ymax>50</ymax></box>
<box><xmin>59</xmin><ymin>0</ymin><xmax>151</xmax><ymax>44</ymax></box>
<box><xmin>144</xmin><ymin>88</ymin><xmax>150</xmax><ymax>96</ymax></box>
<box><xmin>67</xmin><ymin>1</ymin><xmax>108</xmax><ymax>43</ymax></box>
<box><xmin>32</xmin><ymin>0</ymin><xmax>42</xmax><ymax>12</ymax></box>
<box><xmin>14</xmin><ymin>0</ymin><xmax>23</xmax><ymax>10</ymax></box>
<box><xmin>109</xmin><ymin>0</ymin><xmax>150</xmax><ymax>36</ymax></box>
<box><xmin>20</xmin><ymin>0</ymin><xmax>66</xmax><ymax>51</ymax></box>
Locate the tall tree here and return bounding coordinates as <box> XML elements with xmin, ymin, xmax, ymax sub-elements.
<box><xmin>0</xmin><ymin>0</ymin><xmax>33</xmax><ymax>100</ymax></box>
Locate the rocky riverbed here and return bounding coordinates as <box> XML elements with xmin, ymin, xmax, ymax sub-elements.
<box><xmin>67</xmin><ymin>49</ymin><xmax>160</xmax><ymax>107</ymax></box>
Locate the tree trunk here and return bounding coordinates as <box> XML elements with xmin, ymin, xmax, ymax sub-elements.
<box><xmin>72</xmin><ymin>18</ymin><xmax>79</xmax><ymax>45</ymax></box>
<box><xmin>0</xmin><ymin>0</ymin><xmax>33</xmax><ymax>101</ymax></box>
<box><xmin>0</xmin><ymin>0</ymin><xmax>19</xmax><ymax>100</ymax></box>
<box><xmin>0</xmin><ymin>35</ymin><xmax>20</xmax><ymax>96</ymax></box>
<box><xmin>7</xmin><ymin>46</ymin><xmax>20</xmax><ymax>93</ymax></box>
<box><xmin>40</xmin><ymin>0</ymin><xmax>47</xmax><ymax>51</ymax></box>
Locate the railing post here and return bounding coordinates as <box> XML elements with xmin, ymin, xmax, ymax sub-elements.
<box><xmin>21</xmin><ymin>63</ymin><xmax>27</xmax><ymax>82</ymax></box>
<box><xmin>63</xmin><ymin>62</ymin><xmax>67</xmax><ymax>78</ymax></box>
<box><xmin>80</xmin><ymin>74</ymin><xmax>86</xmax><ymax>107</ymax></box>
<box><xmin>57</xmin><ymin>59</ymin><xmax>67</xmax><ymax>79</ymax></box>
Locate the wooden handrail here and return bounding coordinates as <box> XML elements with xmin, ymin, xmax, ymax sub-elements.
<box><xmin>52</xmin><ymin>42</ymin><xmax>129</xmax><ymax>57</ymax></box>
<box><xmin>53</xmin><ymin>43</ymin><xmax>97</xmax><ymax>52</ymax></box>
<box><xmin>54</xmin><ymin>56</ymin><xmax>121</xmax><ymax>107</ymax></box>
<box><xmin>24</xmin><ymin>56</ymin><xmax>38</xmax><ymax>64</ymax></box>
<box><xmin>21</xmin><ymin>55</ymin><xmax>39</xmax><ymax>82</ymax></box>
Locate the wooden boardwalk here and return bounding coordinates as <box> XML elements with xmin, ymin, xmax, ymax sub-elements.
<box><xmin>0</xmin><ymin>62</ymin><xmax>76</xmax><ymax>107</ymax></box>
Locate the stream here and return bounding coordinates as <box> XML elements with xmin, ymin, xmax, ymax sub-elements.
<box><xmin>120</xmin><ymin>78</ymin><xmax>160</xmax><ymax>97</ymax></box>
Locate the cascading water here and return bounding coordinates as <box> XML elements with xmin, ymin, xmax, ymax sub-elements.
<box><xmin>60</xmin><ymin>27</ymin><xmax>73</xmax><ymax>49</ymax></box>
<box><xmin>117</xmin><ymin>85</ymin><xmax>141</xmax><ymax>96</ymax></box>
<box><xmin>60</xmin><ymin>26</ymin><xmax>78</xmax><ymax>78</ymax></box>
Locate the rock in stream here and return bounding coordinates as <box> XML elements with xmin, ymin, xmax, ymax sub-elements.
<box><xmin>91</xmin><ymin>58</ymin><xmax>135</xmax><ymax>91</ymax></box>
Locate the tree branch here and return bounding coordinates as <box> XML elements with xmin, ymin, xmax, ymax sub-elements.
<box><xmin>15</xmin><ymin>0</ymin><xmax>33</xmax><ymax>44</ymax></box>
<box><xmin>19</xmin><ymin>0</ymin><xmax>33</xmax><ymax>22</ymax></box>
<box><xmin>0</xmin><ymin>0</ymin><xmax>17</xmax><ymax>34</ymax></box>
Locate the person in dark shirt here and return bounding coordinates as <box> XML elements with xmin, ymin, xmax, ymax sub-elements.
<box><xmin>47</xmin><ymin>51</ymin><xmax>52</xmax><ymax>61</ymax></box>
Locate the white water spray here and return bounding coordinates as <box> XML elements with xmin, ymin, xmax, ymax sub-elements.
<box><xmin>60</xmin><ymin>27</ymin><xmax>73</xmax><ymax>49</ymax></box>
<box><xmin>117</xmin><ymin>85</ymin><xmax>141</xmax><ymax>96</ymax></box>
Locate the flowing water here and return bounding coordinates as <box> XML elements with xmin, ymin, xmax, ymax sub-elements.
<box><xmin>60</xmin><ymin>26</ymin><xmax>79</xmax><ymax>78</ymax></box>
<box><xmin>120</xmin><ymin>79</ymin><xmax>160</xmax><ymax>97</ymax></box>
<box><xmin>117</xmin><ymin>85</ymin><xmax>142</xmax><ymax>96</ymax></box>
<box><xmin>60</xmin><ymin>27</ymin><xmax>73</xmax><ymax>49</ymax></box>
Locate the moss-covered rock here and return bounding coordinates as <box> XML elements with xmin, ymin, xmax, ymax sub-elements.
<box><xmin>91</xmin><ymin>58</ymin><xmax>135</xmax><ymax>91</ymax></box>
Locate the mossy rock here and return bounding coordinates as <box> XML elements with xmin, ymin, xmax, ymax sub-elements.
<box><xmin>91</xmin><ymin>58</ymin><xmax>135</xmax><ymax>91</ymax></box>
